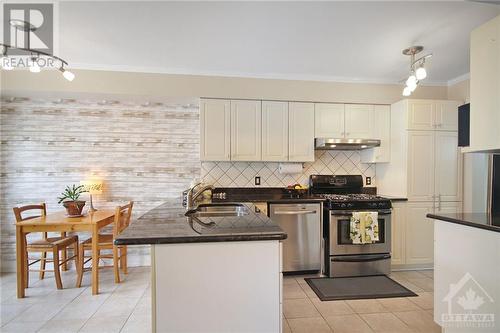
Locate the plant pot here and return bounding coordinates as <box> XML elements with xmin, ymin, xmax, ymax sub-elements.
<box><xmin>63</xmin><ymin>200</ymin><xmax>86</xmax><ymax>216</ymax></box>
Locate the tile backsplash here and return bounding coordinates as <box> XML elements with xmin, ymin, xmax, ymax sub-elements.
<box><xmin>201</xmin><ymin>150</ymin><xmax>375</xmax><ymax>187</ymax></box>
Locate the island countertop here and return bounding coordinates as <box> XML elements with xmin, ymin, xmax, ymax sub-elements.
<box><xmin>115</xmin><ymin>200</ymin><xmax>287</xmax><ymax>245</ymax></box>
<box><xmin>427</xmin><ymin>212</ymin><xmax>500</xmax><ymax>233</ymax></box>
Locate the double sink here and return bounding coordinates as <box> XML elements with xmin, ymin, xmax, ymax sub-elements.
<box><xmin>185</xmin><ymin>203</ymin><xmax>250</xmax><ymax>218</ymax></box>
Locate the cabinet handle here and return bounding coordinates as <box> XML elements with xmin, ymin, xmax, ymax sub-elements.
<box><xmin>346</xmin><ymin>132</ymin><xmax>350</xmax><ymax>136</ymax></box>
<box><xmin>438</xmin><ymin>194</ymin><xmax>441</xmax><ymax>211</ymax></box>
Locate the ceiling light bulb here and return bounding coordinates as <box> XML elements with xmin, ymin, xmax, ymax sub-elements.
<box><xmin>62</xmin><ymin>69</ymin><xmax>75</xmax><ymax>81</ymax></box>
<box><xmin>406</xmin><ymin>74</ymin><xmax>417</xmax><ymax>87</ymax></box>
<box><xmin>416</xmin><ymin>66</ymin><xmax>427</xmax><ymax>80</ymax></box>
<box><xmin>1</xmin><ymin>56</ymin><xmax>13</xmax><ymax>70</ymax></box>
<box><xmin>402</xmin><ymin>86</ymin><xmax>411</xmax><ymax>97</ymax></box>
<box><xmin>29</xmin><ymin>58</ymin><xmax>41</xmax><ymax>73</ymax></box>
<box><xmin>408</xmin><ymin>80</ymin><xmax>418</xmax><ymax>92</ymax></box>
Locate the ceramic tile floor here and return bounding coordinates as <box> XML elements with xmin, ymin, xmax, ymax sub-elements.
<box><xmin>1</xmin><ymin>267</ymin><xmax>439</xmax><ymax>333</ymax></box>
<box><xmin>283</xmin><ymin>270</ymin><xmax>440</xmax><ymax>333</ymax></box>
<box><xmin>0</xmin><ymin>266</ymin><xmax>151</xmax><ymax>333</ymax></box>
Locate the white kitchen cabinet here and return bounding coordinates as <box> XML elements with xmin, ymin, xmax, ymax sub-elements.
<box><xmin>405</xmin><ymin>202</ymin><xmax>435</xmax><ymax>266</ymax></box>
<box><xmin>289</xmin><ymin>102</ymin><xmax>315</xmax><ymax>162</ymax></box>
<box><xmin>391</xmin><ymin>201</ymin><xmax>461</xmax><ymax>268</ymax></box>
<box><xmin>200</xmin><ymin>99</ymin><xmax>231</xmax><ymax>161</ymax></box>
<box><xmin>314</xmin><ymin>103</ymin><xmax>344</xmax><ymax>138</ymax></box>
<box><xmin>407</xmin><ymin>99</ymin><xmax>459</xmax><ymax>131</ymax></box>
<box><xmin>434</xmin><ymin>101</ymin><xmax>459</xmax><ymax>131</ymax></box>
<box><xmin>407</xmin><ymin>100</ymin><xmax>434</xmax><ymax>130</ymax></box>
<box><xmin>467</xmin><ymin>15</ymin><xmax>500</xmax><ymax>152</ymax></box>
<box><xmin>262</xmin><ymin>101</ymin><xmax>288</xmax><ymax>161</ymax></box>
<box><xmin>435</xmin><ymin>131</ymin><xmax>462</xmax><ymax>202</ymax></box>
<box><xmin>406</xmin><ymin>201</ymin><xmax>461</xmax><ymax>266</ymax></box>
<box><xmin>360</xmin><ymin>105</ymin><xmax>391</xmax><ymax>163</ymax></box>
<box><xmin>230</xmin><ymin>100</ymin><xmax>262</xmax><ymax>161</ymax></box>
<box><xmin>407</xmin><ymin>131</ymin><xmax>435</xmax><ymax>202</ymax></box>
<box><xmin>390</xmin><ymin>202</ymin><xmax>406</xmax><ymax>266</ymax></box>
<box><xmin>377</xmin><ymin>99</ymin><xmax>462</xmax><ymax>201</ymax></box>
<box><xmin>344</xmin><ymin>104</ymin><xmax>374</xmax><ymax>139</ymax></box>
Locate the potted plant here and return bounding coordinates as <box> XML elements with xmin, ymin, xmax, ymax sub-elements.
<box><xmin>58</xmin><ymin>184</ymin><xmax>87</xmax><ymax>216</ymax></box>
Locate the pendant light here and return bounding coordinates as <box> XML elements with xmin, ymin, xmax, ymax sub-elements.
<box><xmin>401</xmin><ymin>46</ymin><xmax>432</xmax><ymax>96</ymax></box>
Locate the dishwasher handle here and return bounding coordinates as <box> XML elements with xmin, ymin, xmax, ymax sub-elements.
<box><xmin>273</xmin><ymin>210</ymin><xmax>317</xmax><ymax>215</ymax></box>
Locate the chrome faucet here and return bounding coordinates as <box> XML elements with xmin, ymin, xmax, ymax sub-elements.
<box><xmin>186</xmin><ymin>182</ymin><xmax>215</xmax><ymax>210</ymax></box>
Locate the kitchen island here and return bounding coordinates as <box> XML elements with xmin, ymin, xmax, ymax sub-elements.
<box><xmin>115</xmin><ymin>201</ymin><xmax>286</xmax><ymax>333</ymax></box>
<box><xmin>427</xmin><ymin>213</ymin><xmax>500</xmax><ymax>333</ymax></box>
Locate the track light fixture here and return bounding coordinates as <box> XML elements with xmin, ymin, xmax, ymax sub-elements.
<box><xmin>401</xmin><ymin>46</ymin><xmax>432</xmax><ymax>96</ymax></box>
<box><xmin>0</xmin><ymin>19</ymin><xmax>74</xmax><ymax>81</ymax></box>
<box><xmin>59</xmin><ymin>66</ymin><xmax>75</xmax><ymax>81</ymax></box>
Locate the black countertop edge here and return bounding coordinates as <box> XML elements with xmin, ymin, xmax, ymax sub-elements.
<box><xmin>212</xmin><ymin>197</ymin><xmax>325</xmax><ymax>204</ymax></box>
<box><xmin>382</xmin><ymin>197</ymin><xmax>408</xmax><ymax>202</ymax></box>
<box><xmin>115</xmin><ymin>233</ymin><xmax>287</xmax><ymax>246</ymax></box>
<box><xmin>427</xmin><ymin>213</ymin><xmax>500</xmax><ymax>233</ymax></box>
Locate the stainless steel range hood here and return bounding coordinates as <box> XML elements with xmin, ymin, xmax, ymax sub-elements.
<box><xmin>315</xmin><ymin>138</ymin><xmax>381</xmax><ymax>150</ymax></box>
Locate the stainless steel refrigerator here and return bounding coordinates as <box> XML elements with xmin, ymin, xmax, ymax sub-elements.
<box><xmin>463</xmin><ymin>153</ymin><xmax>499</xmax><ymax>214</ymax></box>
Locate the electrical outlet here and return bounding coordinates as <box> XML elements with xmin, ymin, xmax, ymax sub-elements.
<box><xmin>255</xmin><ymin>176</ymin><xmax>261</xmax><ymax>186</ymax></box>
<box><xmin>366</xmin><ymin>177</ymin><xmax>372</xmax><ymax>185</ymax></box>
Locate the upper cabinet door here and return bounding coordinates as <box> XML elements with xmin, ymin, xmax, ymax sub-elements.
<box><xmin>230</xmin><ymin>100</ymin><xmax>262</xmax><ymax>161</ymax></box>
<box><xmin>434</xmin><ymin>101</ymin><xmax>459</xmax><ymax>131</ymax></box>
<box><xmin>289</xmin><ymin>102</ymin><xmax>315</xmax><ymax>162</ymax></box>
<box><xmin>435</xmin><ymin>131</ymin><xmax>462</xmax><ymax>202</ymax></box>
<box><xmin>344</xmin><ymin>104</ymin><xmax>374</xmax><ymax>138</ymax></box>
<box><xmin>314</xmin><ymin>103</ymin><xmax>345</xmax><ymax>138</ymax></box>
<box><xmin>407</xmin><ymin>100</ymin><xmax>435</xmax><ymax>130</ymax></box>
<box><xmin>407</xmin><ymin>131</ymin><xmax>435</xmax><ymax>201</ymax></box>
<box><xmin>360</xmin><ymin>105</ymin><xmax>391</xmax><ymax>163</ymax></box>
<box><xmin>200</xmin><ymin>99</ymin><xmax>231</xmax><ymax>161</ymax></box>
<box><xmin>262</xmin><ymin>101</ymin><xmax>288</xmax><ymax>161</ymax></box>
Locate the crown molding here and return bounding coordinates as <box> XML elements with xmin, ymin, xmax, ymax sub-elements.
<box><xmin>67</xmin><ymin>62</ymin><xmax>450</xmax><ymax>87</ymax></box>
<box><xmin>447</xmin><ymin>73</ymin><xmax>470</xmax><ymax>86</ymax></box>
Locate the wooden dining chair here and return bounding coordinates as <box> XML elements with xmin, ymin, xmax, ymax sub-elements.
<box><xmin>76</xmin><ymin>201</ymin><xmax>133</xmax><ymax>286</ymax></box>
<box><xmin>13</xmin><ymin>203</ymin><xmax>79</xmax><ymax>289</ymax></box>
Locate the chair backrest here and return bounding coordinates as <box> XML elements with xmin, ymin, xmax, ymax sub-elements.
<box><xmin>13</xmin><ymin>203</ymin><xmax>47</xmax><ymax>223</ymax></box>
<box><xmin>113</xmin><ymin>201</ymin><xmax>134</xmax><ymax>237</ymax></box>
<box><xmin>13</xmin><ymin>203</ymin><xmax>48</xmax><ymax>239</ymax></box>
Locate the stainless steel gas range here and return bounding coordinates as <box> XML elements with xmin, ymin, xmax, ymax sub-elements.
<box><xmin>309</xmin><ymin>175</ymin><xmax>392</xmax><ymax>277</ymax></box>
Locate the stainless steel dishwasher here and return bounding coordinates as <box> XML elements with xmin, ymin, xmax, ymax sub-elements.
<box><xmin>269</xmin><ymin>203</ymin><xmax>322</xmax><ymax>273</ymax></box>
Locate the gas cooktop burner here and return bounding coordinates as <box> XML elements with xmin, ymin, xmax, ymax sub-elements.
<box><xmin>320</xmin><ymin>194</ymin><xmax>387</xmax><ymax>201</ymax></box>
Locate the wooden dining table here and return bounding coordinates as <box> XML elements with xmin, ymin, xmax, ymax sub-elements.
<box><xmin>16</xmin><ymin>209</ymin><xmax>115</xmax><ymax>298</ymax></box>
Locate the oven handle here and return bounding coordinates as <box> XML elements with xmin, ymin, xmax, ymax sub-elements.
<box><xmin>332</xmin><ymin>254</ymin><xmax>391</xmax><ymax>262</ymax></box>
<box><xmin>273</xmin><ymin>210</ymin><xmax>317</xmax><ymax>215</ymax></box>
<box><xmin>330</xmin><ymin>209</ymin><xmax>392</xmax><ymax>217</ymax></box>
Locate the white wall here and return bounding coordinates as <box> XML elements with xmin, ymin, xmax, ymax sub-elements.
<box><xmin>447</xmin><ymin>78</ymin><xmax>489</xmax><ymax>213</ymax></box>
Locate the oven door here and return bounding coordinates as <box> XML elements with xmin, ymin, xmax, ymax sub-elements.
<box><xmin>329</xmin><ymin>210</ymin><xmax>391</xmax><ymax>255</ymax></box>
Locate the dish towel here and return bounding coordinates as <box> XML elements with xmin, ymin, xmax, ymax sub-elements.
<box><xmin>350</xmin><ymin>212</ymin><xmax>379</xmax><ymax>244</ymax></box>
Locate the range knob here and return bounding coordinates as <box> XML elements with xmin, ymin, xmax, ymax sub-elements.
<box><xmin>341</xmin><ymin>203</ymin><xmax>346</xmax><ymax>208</ymax></box>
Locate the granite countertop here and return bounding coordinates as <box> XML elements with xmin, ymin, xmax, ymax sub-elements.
<box><xmin>115</xmin><ymin>200</ymin><xmax>287</xmax><ymax>245</ymax></box>
<box><xmin>427</xmin><ymin>213</ymin><xmax>500</xmax><ymax>233</ymax></box>
<box><xmin>212</xmin><ymin>194</ymin><xmax>325</xmax><ymax>204</ymax></box>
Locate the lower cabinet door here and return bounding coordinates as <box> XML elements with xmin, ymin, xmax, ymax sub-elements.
<box><xmin>391</xmin><ymin>202</ymin><xmax>406</xmax><ymax>265</ymax></box>
<box><xmin>405</xmin><ymin>202</ymin><xmax>435</xmax><ymax>266</ymax></box>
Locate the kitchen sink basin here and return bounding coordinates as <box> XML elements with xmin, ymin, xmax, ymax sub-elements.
<box><xmin>186</xmin><ymin>203</ymin><xmax>250</xmax><ymax>217</ymax></box>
